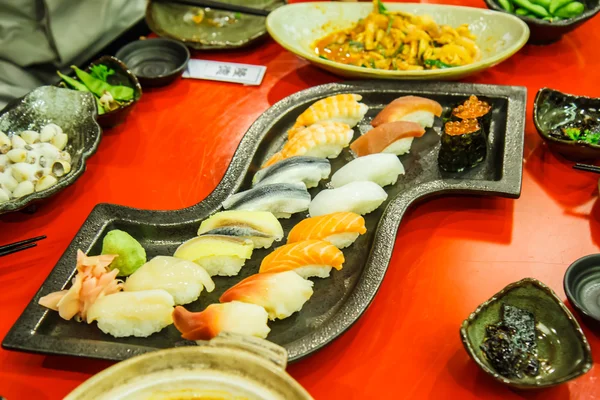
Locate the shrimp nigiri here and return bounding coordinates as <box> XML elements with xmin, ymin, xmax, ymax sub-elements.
<box><xmin>350</xmin><ymin>121</ymin><xmax>425</xmax><ymax>157</ymax></box>
<box><xmin>259</xmin><ymin>239</ymin><xmax>345</xmax><ymax>278</ymax></box>
<box><xmin>220</xmin><ymin>271</ymin><xmax>314</xmax><ymax>320</ymax></box>
<box><xmin>372</xmin><ymin>96</ymin><xmax>443</xmax><ymax>129</ymax></box>
<box><xmin>287</xmin><ymin>212</ymin><xmax>367</xmax><ymax>249</ymax></box>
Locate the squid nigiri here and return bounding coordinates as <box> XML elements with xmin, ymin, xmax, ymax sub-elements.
<box><xmin>172</xmin><ymin>301</ymin><xmax>270</xmax><ymax>341</ymax></box>
<box><xmin>287</xmin><ymin>212</ymin><xmax>366</xmax><ymax>249</ymax></box>
<box><xmin>124</xmin><ymin>256</ymin><xmax>215</xmax><ymax>305</ymax></box>
<box><xmin>288</xmin><ymin>94</ymin><xmax>368</xmax><ymax>139</ymax></box>
<box><xmin>87</xmin><ymin>289</ymin><xmax>174</xmax><ymax>338</ymax></box>
<box><xmin>263</xmin><ymin>121</ymin><xmax>353</xmax><ymax>168</ymax></box>
<box><xmin>259</xmin><ymin>239</ymin><xmax>345</xmax><ymax>278</ymax></box>
<box><xmin>197</xmin><ymin>210</ymin><xmax>283</xmax><ymax>249</ymax></box>
<box><xmin>173</xmin><ymin>235</ymin><xmax>254</xmax><ymax>277</ymax></box>
<box><xmin>221</xmin><ymin>182</ymin><xmax>311</xmax><ymax>219</ymax></box>
<box><xmin>252</xmin><ymin>156</ymin><xmax>331</xmax><ymax>189</ymax></box>
<box><xmin>371</xmin><ymin>96</ymin><xmax>443</xmax><ymax>128</ymax></box>
<box><xmin>350</xmin><ymin>121</ymin><xmax>425</xmax><ymax>157</ymax></box>
<box><xmin>330</xmin><ymin>153</ymin><xmax>405</xmax><ymax>188</ymax></box>
<box><xmin>220</xmin><ymin>271</ymin><xmax>314</xmax><ymax>320</ymax></box>
<box><xmin>309</xmin><ymin>181</ymin><xmax>388</xmax><ymax>217</ymax></box>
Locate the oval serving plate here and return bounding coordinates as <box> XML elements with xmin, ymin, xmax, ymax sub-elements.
<box><xmin>266</xmin><ymin>2</ymin><xmax>530</xmax><ymax>80</ymax></box>
<box><xmin>3</xmin><ymin>81</ymin><xmax>526</xmax><ymax>362</ymax></box>
<box><xmin>147</xmin><ymin>0</ymin><xmax>286</xmax><ymax>50</ymax></box>
<box><xmin>0</xmin><ymin>86</ymin><xmax>101</xmax><ymax>215</ymax></box>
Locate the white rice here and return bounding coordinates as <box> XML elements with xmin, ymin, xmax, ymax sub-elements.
<box><xmin>293</xmin><ymin>265</ymin><xmax>333</xmax><ymax>279</ymax></box>
<box><xmin>324</xmin><ymin>232</ymin><xmax>360</xmax><ymax>249</ymax></box>
<box><xmin>197</xmin><ymin>256</ymin><xmax>246</xmax><ymax>277</ymax></box>
<box><xmin>382</xmin><ymin>137</ymin><xmax>414</xmax><ymax>155</ymax></box>
<box><xmin>400</xmin><ymin>111</ymin><xmax>436</xmax><ymax>128</ymax></box>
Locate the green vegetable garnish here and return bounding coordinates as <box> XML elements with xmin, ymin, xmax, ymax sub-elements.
<box><xmin>386</xmin><ymin>16</ymin><xmax>394</xmax><ymax>34</ymax></box>
<box><xmin>349</xmin><ymin>40</ymin><xmax>364</xmax><ymax>51</ymax></box>
<box><xmin>72</xmin><ymin>66</ymin><xmax>134</xmax><ymax>102</ymax></box>
<box><xmin>90</xmin><ymin>64</ymin><xmax>115</xmax><ymax>82</ymax></box>
<box><xmin>57</xmin><ymin>71</ymin><xmax>105</xmax><ymax>115</ymax></box>
<box><xmin>424</xmin><ymin>59</ymin><xmax>454</xmax><ymax>69</ymax></box>
<box><xmin>369</xmin><ymin>59</ymin><xmax>376</xmax><ymax>68</ymax></box>
<box><xmin>583</xmin><ymin>131</ymin><xmax>600</xmax><ymax>144</ymax></box>
<box><xmin>234</xmin><ymin>12</ymin><xmax>242</xmax><ymax>19</ymax></box>
<box><xmin>101</xmin><ymin>229</ymin><xmax>147</xmax><ymax>276</ymax></box>
<box><xmin>377</xmin><ymin>0</ymin><xmax>388</xmax><ymax>14</ymax></box>
<box><xmin>564</xmin><ymin>127</ymin><xmax>581</xmax><ymax>140</ymax></box>
<box><xmin>392</xmin><ymin>45</ymin><xmax>404</xmax><ymax>57</ymax></box>
<box><xmin>319</xmin><ymin>55</ymin><xmax>328</xmax><ymax>60</ymax></box>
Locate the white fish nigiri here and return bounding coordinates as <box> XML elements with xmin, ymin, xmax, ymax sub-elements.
<box><xmin>309</xmin><ymin>181</ymin><xmax>388</xmax><ymax>217</ymax></box>
<box><xmin>222</xmin><ymin>182</ymin><xmax>311</xmax><ymax>219</ymax></box>
<box><xmin>86</xmin><ymin>290</ymin><xmax>175</xmax><ymax>338</ymax></box>
<box><xmin>124</xmin><ymin>256</ymin><xmax>215</xmax><ymax>305</ymax></box>
<box><xmin>220</xmin><ymin>271</ymin><xmax>314</xmax><ymax>320</ymax></box>
<box><xmin>330</xmin><ymin>154</ymin><xmax>405</xmax><ymax>188</ymax></box>
<box><xmin>252</xmin><ymin>156</ymin><xmax>331</xmax><ymax>189</ymax></box>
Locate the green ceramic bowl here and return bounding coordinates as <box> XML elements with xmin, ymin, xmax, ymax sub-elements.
<box><xmin>266</xmin><ymin>2</ymin><xmax>530</xmax><ymax>80</ymax></box>
<box><xmin>460</xmin><ymin>278</ymin><xmax>593</xmax><ymax>389</ymax></box>
<box><xmin>146</xmin><ymin>0</ymin><xmax>286</xmax><ymax>50</ymax></box>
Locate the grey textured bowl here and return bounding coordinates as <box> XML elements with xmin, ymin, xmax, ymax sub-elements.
<box><xmin>533</xmin><ymin>87</ymin><xmax>600</xmax><ymax>161</ymax></box>
<box><xmin>564</xmin><ymin>254</ymin><xmax>600</xmax><ymax>330</ymax></box>
<box><xmin>484</xmin><ymin>0</ymin><xmax>600</xmax><ymax>44</ymax></box>
<box><xmin>461</xmin><ymin>278</ymin><xmax>593</xmax><ymax>389</ymax></box>
<box><xmin>0</xmin><ymin>86</ymin><xmax>102</xmax><ymax>215</ymax></box>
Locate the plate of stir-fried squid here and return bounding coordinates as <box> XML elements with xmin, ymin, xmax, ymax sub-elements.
<box><xmin>267</xmin><ymin>0</ymin><xmax>530</xmax><ymax>80</ymax></box>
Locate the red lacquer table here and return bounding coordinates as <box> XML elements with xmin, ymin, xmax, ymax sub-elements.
<box><xmin>2</xmin><ymin>1</ymin><xmax>600</xmax><ymax>398</ymax></box>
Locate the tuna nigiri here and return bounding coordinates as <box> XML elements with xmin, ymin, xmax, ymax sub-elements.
<box><xmin>172</xmin><ymin>302</ymin><xmax>270</xmax><ymax>341</ymax></box>
<box><xmin>350</xmin><ymin>121</ymin><xmax>425</xmax><ymax>157</ymax></box>
<box><xmin>371</xmin><ymin>96</ymin><xmax>443</xmax><ymax>129</ymax></box>
<box><xmin>288</xmin><ymin>94</ymin><xmax>368</xmax><ymax>139</ymax></box>
<box><xmin>220</xmin><ymin>271</ymin><xmax>314</xmax><ymax>320</ymax></box>
<box><xmin>197</xmin><ymin>210</ymin><xmax>284</xmax><ymax>249</ymax></box>
<box><xmin>263</xmin><ymin>121</ymin><xmax>353</xmax><ymax>168</ymax></box>
<box><xmin>221</xmin><ymin>182</ymin><xmax>311</xmax><ymax>219</ymax></box>
<box><xmin>124</xmin><ymin>256</ymin><xmax>215</xmax><ymax>305</ymax></box>
<box><xmin>309</xmin><ymin>181</ymin><xmax>388</xmax><ymax>217</ymax></box>
<box><xmin>173</xmin><ymin>235</ymin><xmax>254</xmax><ymax>277</ymax></box>
<box><xmin>259</xmin><ymin>239</ymin><xmax>345</xmax><ymax>278</ymax></box>
<box><xmin>287</xmin><ymin>212</ymin><xmax>367</xmax><ymax>249</ymax></box>
<box><xmin>330</xmin><ymin>153</ymin><xmax>405</xmax><ymax>188</ymax></box>
<box><xmin>252</xmin><ymin>156</ymin><xmax>331</xmax><ymax>189</ymax></box>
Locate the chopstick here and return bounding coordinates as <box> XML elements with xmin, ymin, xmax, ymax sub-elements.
<box><xmin>573</xmin><ymin>163</ymin><xmax>600</xmax><ymax>174</ymax></box>
<box><xmin>155</xmin><ymin>0</ymin><xmax>270</xmax><ymax>17</ymax></box>
<box><xmin>0</xmin><ymin>235</ymin><xmax>46</xmax><ymax>257</ymax></box>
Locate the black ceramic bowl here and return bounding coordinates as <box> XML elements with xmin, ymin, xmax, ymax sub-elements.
<box><xmin>533</xmin><ymin>87</ymin><xmax>600</xmax><ymax>161</ymax></box>
<box><xmin>484</xmin><ymin>0</ymin><xmax>600</xmax><ymax>45</ymax></box>
<box><xmin>115</xmin><ymin>38</ymin><xmax>190</xmax><ymax>87</ymax></box>
<box><xmin>564</xmin><ymin>254</ymin><xmax>600</xmax><ymax>330</ymax></box>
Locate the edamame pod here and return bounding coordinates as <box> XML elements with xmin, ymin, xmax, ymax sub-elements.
<box><xmin>530</xmin><ymin>0</ymin><xmax>552</xmax><ymax>9</ymax></box>
<box><xmin>554</xmin><ymin>1</ymin><xmax>585</xmax><ymax>17</ymax></box>
<box><xmin>72</xmin><ymin>66</ymin><xmax>134</xmax><ymax>102</ymax></box>
<box><xmin>498</xmin><ymin>0</ymin><xmax>515</xmax><ymax>12</ymax></box>
<box><xmin>58</xmin><ymin>71</ymin><xmax>105</xmax><ymax>115</ymax></box>
<box><xmin>513</xmin><ymin>0</ymin><xmax>550</xmax><ymax>16</ymax></box>
<box><xmin>549</xmin><ymin>0</ymin><xmax>572</xmax><ymax>14</ymax></box>
<box><xmin>515</xmin><ymin>7</ymin><xmax>532</xmax><ymax>15</ymax></box>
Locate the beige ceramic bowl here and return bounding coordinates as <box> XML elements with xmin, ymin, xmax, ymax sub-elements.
<box><xmin>266</xmin><ymin>2</ymin><xmax>530</xmax><ymax>80</ymax></box>
<box><xmin>65</xmin><ymin>334</ymin><xmax>313</xmax><ymax>400</ymax></box>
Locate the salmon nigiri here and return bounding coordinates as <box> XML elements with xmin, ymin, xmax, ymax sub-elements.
<box><xmin>259</xmin><ymin>239</ymin><xmax>345</xmax><ymax>278</ymax></box>
<box><xmin>371</xmin><ymin>96</ymin><xmax>443</xmax><ymax>128</ymax></box>
<box><xmin>288</xmin><ymin>94</ymin><xmax>368</xmax><ymax>139</ymax></box>
<box><xmin>350</xmin><ymin>121</ymin><xmax>425</xmax><ymax>157</ymax></box>
<box><xmin>172</xmin><ymin>302</ymin><xmax>270</xmax><ymax>341</ymax></box>
<box><xmin>262</xmin><ymin>121</ymin><xmax>353</xmax><ymax>168</ymax></box>
<box><xmin>220</xmin><ymin>271</ymin><xmax>314</xmax><ymax>320</ymax></box>
<box><xmin>287</xmin><ymin>212</ymin><xmax>367</xmax><ymax>249</ymax></box>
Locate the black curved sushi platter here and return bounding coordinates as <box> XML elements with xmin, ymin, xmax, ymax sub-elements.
<box><xmin>3</xmin><ymin>81</ymin><xmax>527</xmax><ymax>361</ymax></box>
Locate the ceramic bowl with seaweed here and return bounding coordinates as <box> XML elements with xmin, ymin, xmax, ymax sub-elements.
<box><xmin>460</xmin><ymin>278</ymin><xmax>593</xmax><ymax>389</ymax></box>
<box><xmin>534</xmin><ymin>88</ymin><xmax>600</xmax><ymax>161</ymax></box>
<box><xmin>146</xmin><ymin>0</ymin><xmax>286</xmax><ymax>50</ymax></box>
<box><xmin>0</xmin><ymin>86</ymin><xmax>102</xmax><ymax>215</ymax></box>
<box><xmin>484</xmin><ymin>0</ymin><xmax>600</xmax><ymax>45</ymax></box>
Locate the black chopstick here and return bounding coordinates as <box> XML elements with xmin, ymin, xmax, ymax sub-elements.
<box><xmin>573</xmin><ymin>163</ymin><xmax>600</xmax><ymax>174</ymax></box>
<box><xmin>156</xmin><ymin>0</ymin><xmax>270</xmax><ymax>17</ymax></box>
<box><xmin>0</xmin><ymin>235</ymin><xmax>46</xmax><ymax>257</ymax></box>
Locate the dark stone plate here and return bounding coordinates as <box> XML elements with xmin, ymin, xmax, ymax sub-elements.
<box><xmin>2</xmin><ymin>81</ymin><xmax>526</xmax><ymax>362</ymax></box>
<box><xmin>0</xmin><ymin>86</ymin><xmax>101</xmax><ymax>215</ymax></box>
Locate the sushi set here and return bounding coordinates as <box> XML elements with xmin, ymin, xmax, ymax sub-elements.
<box><xmin>3</xmin><ymin>80</ymin><xmax>527</xmax><ymax>362</ymax></box>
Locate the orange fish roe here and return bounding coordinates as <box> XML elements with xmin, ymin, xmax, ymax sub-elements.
<box><xmin>444</xmin><ymin>119</ymin><xmax>481</xmax><ymax>136</ymax></box>
<box><xmin>452</xmin><ymin>95</ymin><xmax>491</xmax><ymax>120</ymax></box>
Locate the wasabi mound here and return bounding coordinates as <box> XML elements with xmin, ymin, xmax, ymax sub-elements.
<box><xmin>101</xmin><ymin>229</ymin><xmax>146</xmax><ymax>276</ymax></box>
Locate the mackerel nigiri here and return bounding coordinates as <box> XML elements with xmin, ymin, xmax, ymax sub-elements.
<box><xmin>252</xmin><ymin>156</ymin><xmax>331</xmax><ymax>189</ymax></box>
<box><xmin>222</xmin><ymin>182</ymin><xmax>311</xmax><ymax>219</ymax></box>
<box><xmin>309</xmin><ymin>181</ymin><xmax>388</xmax><ymax>217</ymax></box>
<box><xmin>263</xmin><ymin>121</ymin><xmax>353</xmax><ymax>168</ymax></box>
<box><xmin>350</xmin><ymin>121</ymin><xmax>425</xmax><ymax>157</ymax></box>
<box><xmin>287</xmin><ymin>212</ymin><xmax>366</xmax><ymax>249</ymax></box>
<box><xmin>372</xmin><ymin>96</ymin><xmax>443</xmax><ymax>129</ymax></box>
<box><xmin>173</xmin><ymin>302</ymin><xmax>270</xmax><ymax>341</ymax></box>
<box><xmin>197</xmin><ymin>210</ymin><xmax>283</xmax><ymax>249</ymax></box>
<box><xmin>173</xmin><ymin>235</ymin><xmax>254</xmax><ymax>277</ymax></box>
<box><xmin>288</xmin><ymin>94</ymin><xmax>368</xmax><ymax>139</ymax></box>
<box><xmin>220</xmin><ymin>271</ymin><xmax>314</xmax><ymax>320</ymax></box>
<box><xmin>330</xmin><ymin>153</ymin><xmax>405</xmax><ymax>188</ymax></box>
<box><xmin>259</xmin><ymin>239</ymin><xmax>345</xmax><ymax>278</ymax></box>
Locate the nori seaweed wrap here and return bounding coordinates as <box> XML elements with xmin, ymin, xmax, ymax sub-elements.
<box><xmin>438</xmin><ymin>119</ymin><xmax>487</xmax><ymax>172</ymax></box>
<box><xmin>450</xmin><ymin>95</ymin><xmax>492</xmax><ymax>127</ymax></box>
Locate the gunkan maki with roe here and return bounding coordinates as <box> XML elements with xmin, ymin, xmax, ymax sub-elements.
<box><xmin>438</xmin><ymin>119</ymin><xmax>487</xmax><ymax>172</ymax></box>
<box><xmin>451</xmin><ymin>95</ymin><xmax>492</xmax><ymax>127</ymax></box>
